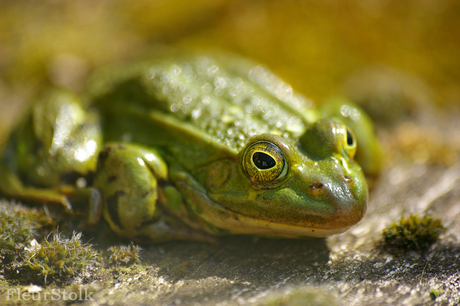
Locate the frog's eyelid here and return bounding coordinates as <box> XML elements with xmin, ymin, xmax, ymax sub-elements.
<box><xmin>276</xmin><ymin>158</ymin><xmax>288</xmax><ymax>180</ymax></box>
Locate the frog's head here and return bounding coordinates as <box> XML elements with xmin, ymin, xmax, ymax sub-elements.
<box><xmin>202</xmin><ymin>118</ymin><xmax>368</xmax><ymax>238</ymax></box>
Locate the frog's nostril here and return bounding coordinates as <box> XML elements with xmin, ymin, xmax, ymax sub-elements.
<box><xmin>310</xmin><ymin>182</ymin><xmax>324</xmax><ymax>189</ymax></box>
<box><xmin>343</xmin><ymin>175</ymin><xmax>355</xmax><ymax>188</ymax></box>
<box><xmin>309</xmin><ymin>182</ymin><xmax>325</xmax><ymax>196</ymax></box>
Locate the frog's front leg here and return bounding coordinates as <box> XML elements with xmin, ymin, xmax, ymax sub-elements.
<box><xmin>93</xmin><ymin>143</ymin><xmax>211</xmax><ymax>242</ymax></box>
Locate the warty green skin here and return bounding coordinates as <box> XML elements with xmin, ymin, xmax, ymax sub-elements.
<box><xmin>0</xmin><ymin>53</ymin><xmax>381</xmax><ymax>242</ymax></box>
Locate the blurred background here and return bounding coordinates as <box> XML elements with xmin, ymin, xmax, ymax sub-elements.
<box><xmin>0</xmin><ymin>0</ymin><xmax>459</xmax><ymax>144</ymax></box>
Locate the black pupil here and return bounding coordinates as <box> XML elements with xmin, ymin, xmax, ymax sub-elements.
<box><xmin>346</xmin><ymin>129</ymin><xmax>354</xmax><ymax>146</ymax></box>
<box><xmin>252</xmin><ymin>152</ymin><xmax>276</xmax><ymax>169</ymax></box>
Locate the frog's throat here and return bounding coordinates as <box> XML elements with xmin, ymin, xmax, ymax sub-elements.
<box><xmin>176</xmin><ymin>182</ymin><xmax>351</xmax><ymax>238</ymax></box>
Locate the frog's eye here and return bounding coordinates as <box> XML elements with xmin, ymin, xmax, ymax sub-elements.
<box><xmin>242</xmin><ymin>141</ymin><xmax>287</xmax><ymax>182</ymax></box>
<box><xmin>346</xmin><ymin>129</ymin><xmax>354</xmax><ymax>146</ymax></box>
<box><xmin>340</xmin><ymin>127</ymin><xmax>357</xmax><ymax>159</ymax></box>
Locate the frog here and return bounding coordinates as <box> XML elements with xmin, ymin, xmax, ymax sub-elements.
<box><xmin>0</xmin><ymin>52</ymin><xmax>382</xmax><ymax>242</ymax></box>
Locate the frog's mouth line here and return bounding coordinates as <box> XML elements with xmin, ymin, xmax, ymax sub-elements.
<box><xmin>177</xmin><ymin>182</ymin><xmax>352</xmax><ymax>238</ymax></box>
<box><xmin>211</xmin><ymin>211</ymin><xmax>352</xmax><ymax>238</ymax></box>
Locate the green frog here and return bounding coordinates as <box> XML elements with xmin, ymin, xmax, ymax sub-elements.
<box><xmin>0</xmin><ymin>52</ymin><xmax>382</xmax><ymax>242</ymax></box>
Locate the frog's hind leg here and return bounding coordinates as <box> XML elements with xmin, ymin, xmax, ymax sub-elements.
<box><xmin>0</xmin><ymin>157</ymin><xmax>72</xmax><ymax>210</ymax></box>
<box><xmin>0</xmin><ymin>88</ymin><xmax>102</xmax><ymax>214</ymax></box>
<box><xmin>93</xmin><ymin>143</ymin><xmax>211</xmax><ymax>243</ymax></box>
<box><xmin>0</xmin><ymin>148</ymin><xmax>102</xmax><ymax>215</ymax></box>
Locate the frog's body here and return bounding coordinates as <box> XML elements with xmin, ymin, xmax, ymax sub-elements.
<box><xmin>0</xmin><ymin>53</ymin><xmax>382</xmax><ymax>242</ymax></box>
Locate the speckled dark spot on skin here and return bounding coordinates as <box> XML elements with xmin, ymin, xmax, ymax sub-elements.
<box><xmin>141</xmin><ymin>187</ymin><xmax>155</xmax><ymax>199</ymax></box>
<box><xmin>108</xmin><ymin>175</ymin><xmax>118</xmax><ymax>183</ymax></box>
<box><xmin>106</xmin><ymin>190</ymin><xmax>126</xmax><ymax>229</ymax></box>
<box><xmin>98</xmin><ymin>146</ymin><xmax>112</xmax><ymax>166</ymax></box>
<box><xmin>158</xmin><ymin>178</ymin><xmax>171</xmax><ymax>188</ymax></box>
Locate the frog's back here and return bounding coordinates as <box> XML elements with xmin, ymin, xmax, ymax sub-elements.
<box><xmin>89</xmin><ymin>53</ymin><xmax>317</xmax><ymax>152</ymax></box>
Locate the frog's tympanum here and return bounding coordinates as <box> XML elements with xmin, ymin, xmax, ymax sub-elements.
<box><xmin>0</xmin><ymin>53</ymin><xmax>382</xmax><ymax>242</ymax></box>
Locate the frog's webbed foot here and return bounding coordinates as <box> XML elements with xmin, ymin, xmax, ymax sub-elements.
<box><xmin>0</xmin><ymin>161</ymin><xmax>102</xmax><ymax>219</ymax></box>
<box><xmin>93</xmin><ymin>143</ymin><xmax>213</xmax><ymax>243</ymax></box>
<box><xmin>0</xmin><ymin>169</ymin><xmax>72</xmax><ymax>211</ymax></box>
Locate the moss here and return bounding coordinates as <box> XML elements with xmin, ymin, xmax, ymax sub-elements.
<box><xmin>0</xmin><ymin>201</ymin><xmax>49</xmax><ymax>248</ymax></box>
<box><xmin>382</xmin><ymin>214</ymin><xmax>445</xmax><ymax>253</ymax></box>
<box><xmin>0</xmin><ymin>201</ymin><xmax>55</xmax><ymax>265</ymax></box>
<box><xmin>107</xmin><ymin>243</ymin><xmax>142</xmax><ymax>265</ymax></box>
<box><xmin>430</xmin><ymin>288</ymin><xmax>443</xmax><ymax>301</ymax></box>
<box><xmin>0</xmin><ymin>200</ymin><xmax>101</xmax><ymax>286</ymax></box>
<box><xmin>0</xmin><ymin>202</ymin><xmax>35</xmax><ymax>249</ymax></box>
<box><xmin>0</xmin><ymin>200</ymin><xmax>145</xmax><ymax>287</ymax></box>
<box><xmin>5</xmin><ymin>232</ymin><xmax>101</xmax><ymax>285</ymax></box>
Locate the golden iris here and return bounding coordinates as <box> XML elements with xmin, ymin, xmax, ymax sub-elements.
<box><xmin>334</xmin><ymin>123</ymin><xmax>357</xmax><ymax>159</ymax></box>
<box><xmin>343</xmin><ymin>127</ymin><xmax>357</xmax><ymax>159</ymax></box>
<box><xmin>242</xmin><ymin>141</ymin><xmax>287</xmax><ymax>182</ymax></box>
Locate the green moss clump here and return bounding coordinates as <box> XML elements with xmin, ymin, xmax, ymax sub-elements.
<box><xmin>382</xmin><ymin>214</ymin><xmax>445</xmax><ymax>253</ymax></box>
<box><xmin>1</xmin><ymin>201</ymin><xmax>39</xmax><ymax>249</ymax></box>
<box><xmin>107</xmin><ymin>243</ymin><xmax>142</xmax><ymax>265</ymax></box>
<box><xmin>0</xmin><ymin>201</ymin><xmax>53</xmax><ymax>265</ymax></box>
<box><xmin>6</xmin><ymin>232</ymin><xmax>101</xmax><ymax>285</ymax></box>
<box><xmin>430</xmin><ymin>288</ymin><xmax>443</xmax><ymax>301</ymax></box>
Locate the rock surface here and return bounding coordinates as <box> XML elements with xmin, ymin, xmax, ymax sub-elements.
<box><xmin>77</xmin><ymin>112</ymin><xmax>460</xmax><ymax>305</ymax></box>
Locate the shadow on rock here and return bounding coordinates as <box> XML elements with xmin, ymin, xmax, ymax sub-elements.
<box><xmin>140</xmin><ymin>236</ymin><xmax>330</xmax><ymax>284</ymax></box>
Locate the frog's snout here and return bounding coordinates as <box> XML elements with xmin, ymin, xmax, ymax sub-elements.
<box><xmin>300</xmin><ymin>169</ymin><xmax>367</xmax><ymax>229</ymax></box>
<box><xmin>307</xmin><ymin>175</ymin><xmax>360</xmax><ymax>208</ymax></box>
